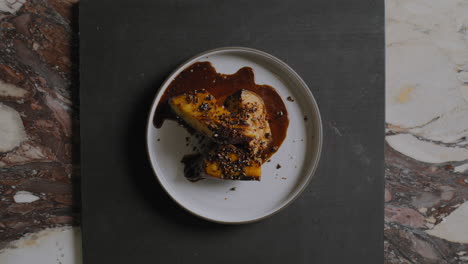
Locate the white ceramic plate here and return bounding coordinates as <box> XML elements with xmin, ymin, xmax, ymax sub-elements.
<box><xmin>146</xmin><ymin>47</ymin><xmax>322</xmax><ymax>224</ymax></box>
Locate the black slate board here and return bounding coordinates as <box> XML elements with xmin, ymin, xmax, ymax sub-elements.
<box><xmin>80</xmin><ymin>0</ymin><xmax>384</xmax><ymax>263</ymax></box>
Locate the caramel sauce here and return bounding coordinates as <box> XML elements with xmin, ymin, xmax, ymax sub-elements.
<box><xmin>154</xmin><ymin>61</ymin><xmax>289</xmax><ymax>160</ymax></box>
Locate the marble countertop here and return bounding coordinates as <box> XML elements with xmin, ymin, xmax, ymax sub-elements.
<box><xmin>0</xmin><ymin>0</ymin><xmax>466</xmax><ymax>263</ymax></box>
<box><xmin>385</xmin><ymin>0</ymin><xmax>468</xmax><ymax>262</ymax></box>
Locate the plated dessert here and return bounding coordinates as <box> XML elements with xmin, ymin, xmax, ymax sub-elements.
<box><xmin>154</xmin><ymin>61</ymin><xmax>289</xmax><ymax>181</ymax></box>
<box><xmin>147</xmin><ymin>47</ymin><xmax>321</xmax><ymax>223</ymax></box>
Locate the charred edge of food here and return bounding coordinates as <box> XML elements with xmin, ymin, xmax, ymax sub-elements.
<box><xmin>182</xmin><ymin>154</ymin><xmax>204</xmax><ymax>182</ymax></box>
<box><xmin>174</xmin><ymin>117</ymin><xmax>197</xmax><ymax>135</ymax></box>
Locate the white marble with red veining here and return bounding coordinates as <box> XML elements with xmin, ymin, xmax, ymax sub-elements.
<box><xmin>0</xmin><ymin>0</ymin><xmax>81</xmax><ymax>263</ymax></box>
<box><xmin>385</xmin><ymin>0</ymin><xmax>468</xmax><ymax>263</ymax></box>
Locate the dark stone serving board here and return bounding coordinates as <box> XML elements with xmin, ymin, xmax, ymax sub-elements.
<box><xmin>80</xmin><ymin>0</ymin><xmax>384</xmax><ymax>263</ymax></box>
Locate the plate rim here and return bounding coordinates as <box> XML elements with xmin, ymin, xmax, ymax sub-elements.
<box><xmin>145</xmin><ymin>46</ymin><xmax>323</xmax><ymax>224</ymax></box>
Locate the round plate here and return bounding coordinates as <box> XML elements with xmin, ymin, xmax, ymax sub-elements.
<box><xmin>146</xmin><ymin>47</ymin><xmax>322</xmax><ymax>224</ymax></box>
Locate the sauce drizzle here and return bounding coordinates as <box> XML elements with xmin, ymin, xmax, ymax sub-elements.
<box><xmin>154</xmin><ymin>61</ymin><xmax>289</xmax><ymax>160</ymax></box>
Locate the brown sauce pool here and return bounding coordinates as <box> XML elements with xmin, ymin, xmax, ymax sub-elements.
<box><xmin>154</xmin><ymin>61</ymin><xmax>289</xmax><ymax>160</ymax></box>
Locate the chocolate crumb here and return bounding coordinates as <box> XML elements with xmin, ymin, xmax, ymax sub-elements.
<box><xmin>157</xmin><ymin>138</ymin><xmax>160</xmax><ymax>142</ymax></box>
<box><xmin>304</xmin><ymin>115</ymin><xmax>308</xmax><ymax>121</ymax></box>
<box><xmin>230</xmin><ymin>187</ymin><xmax>236</xmax><ymax>191</ymax></box>
<box><xmin>224</xmin><ymin>197</ymin><xmax>228</xmax><ymax>200</ymax></box>
<box><xmin>267</xmin><ymin>159</ymin><xmax>271</xmax><ymax>163</ymax></box>
<box><xmin>276</xmin><ymin>164</ymin><xmax>282</xmax><ymax>169</ymax></box>
<box><xmin>281</xmin><ymin>177</ymin><xmax>287</xmax><ymax>180</ymax></box>
<box><xmin>198</xmin><ymin>103</ymin><xmax>211</xmax><ymax>112</ymax></box>
<box><xmin>287</xmin><ymin>96</ymin><xmax>294</xmax><ymax>102</ymax></box>
<box><xmin>193</xmin><ymin>147</ymin><xmax>197</xmax><ymax>151</ymax></box>
<box><xmin>186</xmin><ymin>143</ymin><xmax>189</xmax><ymax>146</ymax></box>
<box><xmin>185</xmin><ymin>137</ymin><xmax>190</xmax><ymax>141</ymax></box>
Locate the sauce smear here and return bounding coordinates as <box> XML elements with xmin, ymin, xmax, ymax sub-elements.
<box><xmin>154</xmin><ymin>61</ymin><xmax>289</xmax><ymax>160</ymax></box>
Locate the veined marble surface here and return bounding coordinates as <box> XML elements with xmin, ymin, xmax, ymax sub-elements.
<box><xmin>0</xmin><ymin>0</ymin><xmax>466</xmax><ymax>263</ymax></box>
<box><xmin>385</xmin><ymin>0</ymin><xmax>468</xmax><ymax>263</ymax></box>
<box><xmin>0</xmin><ymin>0</ymin><xmax>82</xmax><ymax>263</ymax></box>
